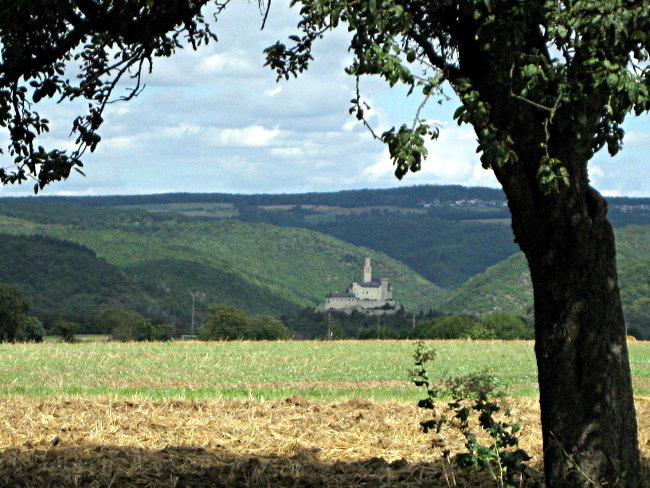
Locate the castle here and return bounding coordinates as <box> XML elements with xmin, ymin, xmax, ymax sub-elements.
<box><xmin>324</xmin><ymin>258</ymin><xmax>397</xmax><ymax>314</ymax></box>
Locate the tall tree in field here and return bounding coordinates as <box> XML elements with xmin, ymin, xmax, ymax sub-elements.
<box><xmin>0</xmin><ymin>283</ymin><xmax>32</xmax><ymax>342</ymax></box>
<box><xmin>266</xmin><ymin>0</ymin><xmax>649</xmax><ymax>486</ymax></box>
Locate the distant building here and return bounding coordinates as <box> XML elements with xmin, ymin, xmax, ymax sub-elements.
<box><xmin>324</xmin><ymin>257</ymin><xmax>397</xmax><ymax>314</ymax></box>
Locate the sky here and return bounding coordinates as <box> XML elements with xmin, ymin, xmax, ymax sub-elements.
<box><xmin>2</xmin><ymin>0</ymin><xmax>650</xmax><ymax>198</ymax></box>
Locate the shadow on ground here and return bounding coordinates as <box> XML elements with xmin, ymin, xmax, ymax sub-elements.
<box><xmin>0</xmin><ymin>443</ymin><xmax>547</xmax><ymax>488</ymax></box>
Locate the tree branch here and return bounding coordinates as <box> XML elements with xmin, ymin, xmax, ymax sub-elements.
<box><xmin>408</xmin><ymin>28</ymin><xmax>461</xmax><ymax>82</ymax></box>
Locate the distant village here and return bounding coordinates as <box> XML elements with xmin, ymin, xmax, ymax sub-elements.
<box><xmin>420</xmin><ymin>197</ymin><xmax>650</xmax><ymax>214</ymax></box>
<box><xmin>419</xmin><ymin>198</ymin><xmax>507</xmax><ymax>209</ymax></box>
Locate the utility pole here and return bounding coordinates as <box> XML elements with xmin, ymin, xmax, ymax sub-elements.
<box><xmin>327</xmin><ymin>311</ymin><xmax>332</xmax><ymax>340</ymax></box>
<box><xmin>377</xmin><ymin>315</ymin><xmax>381</xmax><ymax>339</ymax></box>
<box><xmin>188</xmin><ymin>289</ymin><xmax>203</xmax><ymax>337</ymax></box>
<box><xmin>412</xmin><ymin>311</ymin><xmax>416</xmax><ymax>332</ymax></box>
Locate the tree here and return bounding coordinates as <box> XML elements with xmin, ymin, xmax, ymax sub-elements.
<box><xmin>248</xmin><ymin>314</ymin><xmax>293</xmax><ymax>340</ymax></box>
<box><xmin>15</xmin><ymin>316</ymin><xmax>45</xmax><ymax>343</ymax></box>
<box><xmin>266</xmin><ymin>1</ymin><xmax>648</xmax><ymax>485</ymax></box>
<box><xmin>53</xmin><ymin>319</ymin><xmax>79</xmax><ymax>343</ymax></box>
<box><xmin>0</xmin><ymin>0</ymin><xmax>266</xmax><ymax>192</ymax></box>
<box><xmin>414</xmin><ymin>314</ymin><xmax>479</xmax><ymax>339</ymax></box>
<box><xmin>481</xmin><ymin>312</ymin><xmax>534</xmax><ymax>340</ymax></box>
<box><xmin>199</xmin><ymin>304</ymin><xmax>249</xmax><ymax>340</ymax></box>
<box><xmin>100</xmin><ymin>309</ymin><xmax>157</xmax><ymax>342</ymax></box>
<box><xmin>0</xmin><ymin>284</ymin><xmax>32</xmax><ymax>342</ymax></box>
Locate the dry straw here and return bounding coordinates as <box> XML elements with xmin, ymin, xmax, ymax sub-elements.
<box><xmin>0</xmin><ymin>396</ymin><xmax>649</xmax><ymax>487</ymax></box>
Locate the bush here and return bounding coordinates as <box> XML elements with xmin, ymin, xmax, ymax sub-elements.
<box><xmin>414</xmin><ymin>313</ymin><xmax>533</xmax><ymax>340</ymax></box>
<box><xmin>357</xmin><ymin>326</ymin><xmax>398</xmax><ymax>339</ymax></box>
<box><xmin>200</xmin><ymin>305</ymin><xmax>248</xmax><ymax>340</ymax></box>
<box><xmin>100</xmin><ymin>309</ymin><xmax>157</xmax><ymax>342</ymax></box>
<box><xmin>15</xmin><ymin>316</ymin><xmax>45</xmax><ymax>342</ymax></box>
<box><xmin>53</xmin><ymin>320</ymin><xmax>79</xmax><ymax>343</ymax></box>
<box><xmin>248</xmin><ymin>315</ymin><xmax>292</xmax><ymax>340</ymax></box>
<box><xmin>200</xmin><ymin>306</ymin><xmax>292</xmax><ymax>341</ymax></box>
<box><xmin>415</xmin><ymin>315</ymin><xmax>479</xmax><ymax>339</ymax></box>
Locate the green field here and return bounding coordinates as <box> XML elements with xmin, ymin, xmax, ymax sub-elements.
<box><xmin>1</xmin><ymin>340</ymin><xmax>650</xmax><ymax>401</ymax></box>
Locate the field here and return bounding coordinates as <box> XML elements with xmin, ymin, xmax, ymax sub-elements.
<box><xmin>2</xmin><ymin>340</ymin><xmax>650</xmax><ymax>487</ymax></box>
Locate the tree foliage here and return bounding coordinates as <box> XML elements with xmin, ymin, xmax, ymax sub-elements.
<box><xmin>99</xmin><ymin>309</ymin><xmax>158</xmax><ymax>342</ymax></box>
<box><xmin>266</xmin><ymin>0</ymin><xmax>650</xmax><ymax>185</ymax></box>
<box><xmin>53</xmin><ymin>319</ymin><xmax>79</xmax><ymax>343</ymax></box>
<box><xmin>0</xmin><ymin>0</ymin><xmax>269</xmax><ymax>192</ymax></box>
<box><xmin>0</xmin><ymin>283</ymin><xmax>32</xmax><ymax>342</ymax></box>
<box><xmin>200</xmin><ymin>304</ymin><xmax>292</xmax><ymax>340</ymax></box>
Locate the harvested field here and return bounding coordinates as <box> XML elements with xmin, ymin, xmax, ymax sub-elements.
<box><xmin>2</xmin><ymin>341</ymin><xmax>650</xmax><ymax>486</ymax></box>
<box><xmin>1</xmin><ymin>396</ymin><xmax>650</xmax><ymax>488</ymax></box>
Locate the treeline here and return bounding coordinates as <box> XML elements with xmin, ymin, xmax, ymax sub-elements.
<box><xmin>1</xmin><ymin>281</ymin><xmax>532</xmax><ymax>342</ymax></box>
<box><xmin>28</xmin><ymin>184</ymin><xmax>508</xmax><ymax>210</ymax></box>
<box><xmin>280</xmin><ymin>307</ymin><xmax>533</xmax><ymax>340</ymax></box>
<box><xmin>6</xmin><ymin>185</ymin><xmax>649</xmax><ymax>213</ymax></box>
<box><xmin>0</xmin><ymin>284</ymin><xmax>294</xmax><ymax>342</ymax></box>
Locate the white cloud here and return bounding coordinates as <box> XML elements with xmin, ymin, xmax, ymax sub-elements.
<box><xmin>362</xmin><ymin>124</ymin><xmax>500</xmax><ymax>189</ymax></box>
<box><xmin>206</xmin><ymin>125</ymin><xmax>281</xmax><ymax>147</ymax></box>
<box><xmin>270</xmin><ymin>147</ymin><xmax>304</xmax><ymax>158</ymax></box>
<box><xmin>265</xmin><ymin>86</ymin><xmax>283</xmax><ymax>97</ymax></box>
<box><xmin>624</xmin><ymin>131</ymin><xmax>650</xmax><ymax>147</ymax></box>
<box><xmin>195</xmin><ymin>51</ymin><xmax>258</xmax><ymax>76</ymax></box>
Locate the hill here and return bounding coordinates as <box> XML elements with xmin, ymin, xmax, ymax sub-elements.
<box><xmin>441</xmin><ymin>225</ymin><xmax>650</xmax><ymax>337</ymax></box>
<box><xmin>0</xmin><ymin>234</ymin><xmax>150</xmax><ymax>329</ymax></box>
<box><xmin>0</xmin><ymin>208</ymin><xmax>445</xmax><ymax>332</ymax></box>
<box><xmin>2</xmin><ymin>185</ymin><xmax>649</xmax><ymax>290</ymax></box>
<box><xmin>1</xmin><ymin>185</ymin><xmax>648</xmax><ymax>335</ymax></box>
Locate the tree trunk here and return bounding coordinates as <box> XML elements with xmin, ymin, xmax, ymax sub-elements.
<box><xmin>496</xmin><ymin>168</ymin><xmax>643</xmax><ymax>486</ymax></box>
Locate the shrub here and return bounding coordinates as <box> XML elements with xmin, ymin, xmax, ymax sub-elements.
<box><xmin>199</xmin><ymin>305</ymin><xmax>248</xmax><ymax>340</ymax></box>
<box><xmin>100</xmin><ymin>309</ymin><xmax>157</xmax><ymax>342</ymax></box>
<box><xmin>248</xmin><ymin>315</ymin><xmax>292</xmax><ymax>340</ymax></box>
<box><xmin>53</xmin><ymin>320</ymin><xmax>79</xmax><ymax>343</ymax></box>
<box><xmin>15</xmin><ymin>316</ymin><xmax>45</xmax><ymax>342</ymax></box>
<box><xmin>481</xmin><ymin>313</ymin><xmax>534</xmax><ymax>340</ymax></box>
<box><xmin>411</xmin><ymin>341</ymin><xmax>531</xmax><ymax>487</ymax></box>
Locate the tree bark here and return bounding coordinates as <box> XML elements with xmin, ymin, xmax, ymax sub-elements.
<box><xmin>494</xmin><ymin>163</ymin><xmax>643</xmax><ymax>487</ymax></box>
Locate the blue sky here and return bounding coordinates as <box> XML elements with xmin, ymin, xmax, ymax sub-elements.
<box><xmin>2</xmin><ymin>0</ymin><xmax>650</xmax><ymax>197</ymax></box>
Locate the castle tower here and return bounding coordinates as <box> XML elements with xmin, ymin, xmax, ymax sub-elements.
<box><xmin>364</xmin><ymin>257</ymin><xmax>372</xmax><ymax>282</ymax></box>
<box><xmin>380</xmin><ymin>276</ymin><xmax>390</xmax><ymax>299</ymax></box>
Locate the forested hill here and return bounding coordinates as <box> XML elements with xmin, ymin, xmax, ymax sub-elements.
<box><xmin>3</xmin><ymin>184</ymin><xmax>646</xmax><ymax>289</ymax></box>
<box><xmin>442</xmin><ymin>226</ymin><xmax>650</xmax><ymax>338</ymax></box>
<box><xmin>24</xmin><ymin>184</ymin><xmax>509</xmax><ymax>209</ymax></box>
<box><xmin>0</xmin><ymin>206</ymin><xmax>445</xmax><ymax>332</ymax></box>
<box><xmin>1</xmin><ymin>184</ymin><xmax>648</xmax><ymax>335</ymax></box>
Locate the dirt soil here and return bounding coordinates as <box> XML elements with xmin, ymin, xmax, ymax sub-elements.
<box><xmin>1</xmin><ymin>396</ymin><xmax>650</xmax><ymax>487</ymax></box>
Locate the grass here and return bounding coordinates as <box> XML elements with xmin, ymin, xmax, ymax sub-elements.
<box><xmin>1</xmin><ymin>340</ymin><xmax>649</xmax><ymax>401</ymax></box>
